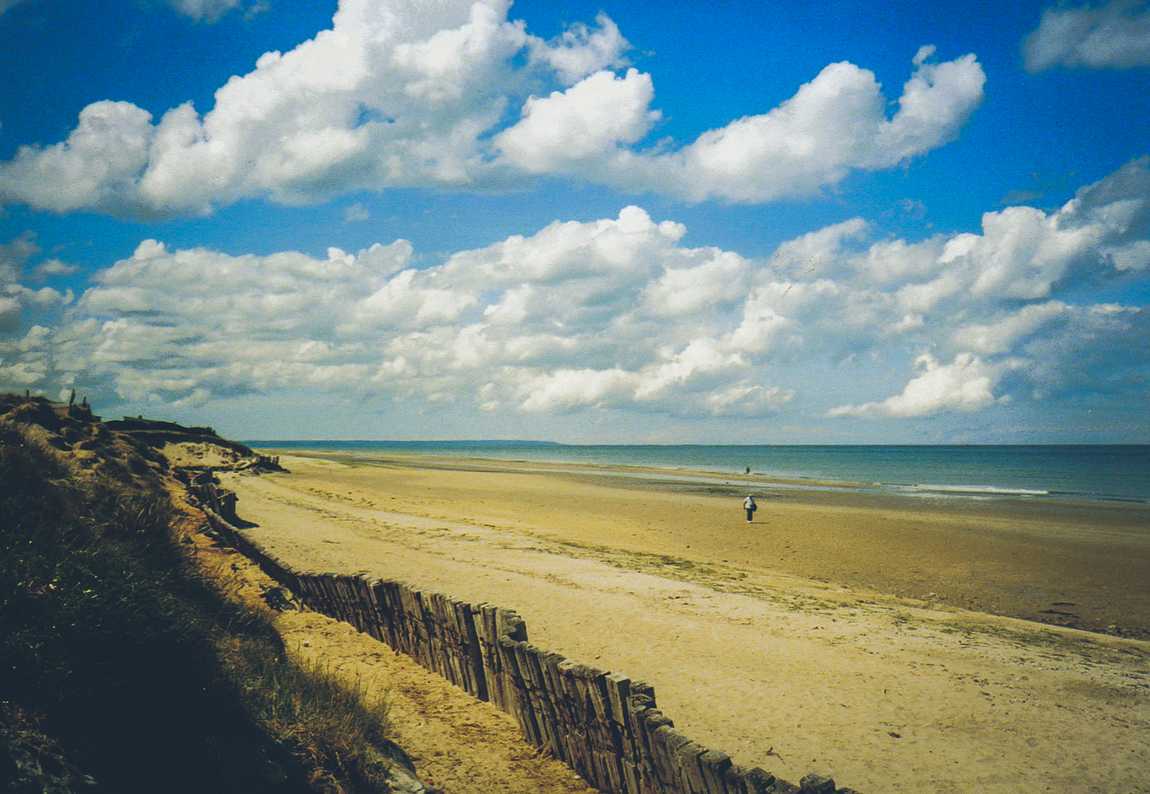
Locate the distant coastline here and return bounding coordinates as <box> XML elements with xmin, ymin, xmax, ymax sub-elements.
<box><xmin>247</xmin><ymin>442</ymin><xmax>1150</xmax><ymax>504</ymax></box>
<box><xmin>247</xmin><ymin>439</ymin><xmax>565</xmax><ymax>448</ymax></box>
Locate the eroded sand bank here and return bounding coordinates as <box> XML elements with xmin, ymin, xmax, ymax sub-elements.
<box><xmin>224</xmin><ymin>452</ymin><xmax>1150</xmax><ymax>793</ymax></box>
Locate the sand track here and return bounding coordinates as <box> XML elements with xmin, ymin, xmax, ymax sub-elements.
<box><xmin>224</xmin><ymin>457</ymin><xmax>1150</xmax><ymax>793</ymax></box>
<box><xmin>179</xmin><ymin>480</ymin><xmax>592</xmax><ymax>794</ymax></box>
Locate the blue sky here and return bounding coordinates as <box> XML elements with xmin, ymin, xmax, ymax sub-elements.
<box><xmin>0</xmin><ymin>0</ymin><xmax>1148</xmax><ymax>442</ymax></box>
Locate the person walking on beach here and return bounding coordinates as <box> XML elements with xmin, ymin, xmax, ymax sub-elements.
<box><xmin>743</xmin><ymin>494</ymin><xmax>757</xmax><ymax>523</ymax></box>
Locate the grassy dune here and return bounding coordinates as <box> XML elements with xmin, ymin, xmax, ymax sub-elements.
<box><xmin>0</xmin><ymin>396</ymin><xmax>407</xmax><ymax>793</ymax></box>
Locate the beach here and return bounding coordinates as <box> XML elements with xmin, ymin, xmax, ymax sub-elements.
<box><xmin>225</xmin><ymin>450</ymin><xmax>1150</xmax><ymax>793</ymax></box>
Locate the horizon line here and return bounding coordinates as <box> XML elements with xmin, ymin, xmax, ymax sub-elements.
<box><xmin>243</xmin><ymin>439</ymin><xmax>1150</xmax><ymax>447</ymax></box>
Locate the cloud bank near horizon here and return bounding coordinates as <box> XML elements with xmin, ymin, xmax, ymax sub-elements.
<box><xmin>0</xmin><ymin>0</ymin><xmax>984</xmax><ymax>217</ymax></box>
<box><xmin>1</xmin><ymin>158</ymin><xmax>1146</xmax><ymax>432</ymax></box>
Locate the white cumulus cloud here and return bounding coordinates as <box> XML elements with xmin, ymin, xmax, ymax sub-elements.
<box><xmin>0</xmin><ymin>232</ymin><xmax>72</xmax><ymax>332</ymax></box>
<box><xmin>0</xmin><ymin>0</ymin><xmax>984</xmax><ymax>216</ymax></box>
<box><xmin>952</xmin><ymin>301</ymin><xmax>1070</xmax><ymax>355</ymax></box>
<box><xmin>828</xmin><ymin>353</ymin><xmax>1008</xmax><ymax>418</ymax></box>
<box><xmin>495</xmin><ymin>68</ymin><xmax>659</xmax><ymax>173</ymax></box>
<box><xmin>529</xmin><ymin>12</ymin><xmax>629</xmax><ymax>85</ymax></box>
<box><xmin>599</xmin><ymin>50</ymin><xmax>985</xmax><ymax>203</ymax></box>
<box><xmin>2</xmin><ymin>158</ymin><xmax>1147</xmax><ymax>426</ymax></box>
<box><xmin>1025</xmin><ymin>0</ymin><xmax>1150</xmax><ymax>71</ymax></box>
<box><xmin>0</xmin><ymin>102</ymin><xmax>156</xmax><ymax>215</ymax></box>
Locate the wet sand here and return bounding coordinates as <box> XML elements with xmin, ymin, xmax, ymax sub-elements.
<box><xmin>225</xmin><ymin>451</ymin><xmax>1150</xmax><ymax>793</ymax></box>
<box><xmin>262</xmin><ymin>449</ymin><xmax>1150</xmax><ymax>638</ymax></box>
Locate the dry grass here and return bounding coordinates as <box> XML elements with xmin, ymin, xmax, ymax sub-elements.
<box><xmin>0</xmin><ymin>404</ymin><xmax>409</xmax><ymax>792</ymax></box>
<box><xmin>220</xmin><ymin>635</ymin><xmax>402</xmax><ymax>790</ymax></box>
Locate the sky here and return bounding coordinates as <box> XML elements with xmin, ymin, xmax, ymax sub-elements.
<box><xmin>0</xmin><ymin>0</ymin><xmax>1148</xmax><ymax>443</ymax></box>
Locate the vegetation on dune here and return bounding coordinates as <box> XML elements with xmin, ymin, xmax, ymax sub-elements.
<box><xmin>220</xmin><ymin>638</ymin><xmax>405</xmax><ymax>789</ymax></box>
<box><xmin>0</xmin><ymin>397</ymin><xmax>405</xmax><ymax>793</ymax></box>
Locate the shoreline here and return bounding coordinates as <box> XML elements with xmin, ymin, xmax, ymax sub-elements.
<box><xmin>255</xmin><ymin>445</ymin><xmax>1150</xmax><ymax>509</ymax></box>
<box><xmin>222</xmin><ymin>452</ymin><xmax>1150</xmax><ymax>792</ymax></box>
<box><xmin>252</xmin><ymin>448</ymin><xmax>1150</xmax><ymax>639</ymax></box>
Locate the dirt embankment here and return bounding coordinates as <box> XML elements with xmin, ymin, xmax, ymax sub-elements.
<box><xmin>0</xmin><ymin>396</ymin><xmax>420</xmax><ymax>793</ymax></box>
<box><xmin>106</xmin><ymin>415</ymin><xmax>286</xmax><ymax>473</ymax></box>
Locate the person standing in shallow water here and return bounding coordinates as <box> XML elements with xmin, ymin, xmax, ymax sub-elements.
<box><xmin>743</xmin><ymin>495</ymin><xmax>757</xmax><ymax>523</ymax></box>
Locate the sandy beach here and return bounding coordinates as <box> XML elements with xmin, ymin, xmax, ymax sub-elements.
<box><xmin>225</xmin><ymin>451</ymin><xmax>1150</xmax><ymax>793</ymax></box>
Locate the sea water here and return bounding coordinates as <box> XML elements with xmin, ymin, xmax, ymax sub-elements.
<box><xmin>246</xmin><ymin>442</ymin><xmax>1150</xmax><ymax>504</ymax></box>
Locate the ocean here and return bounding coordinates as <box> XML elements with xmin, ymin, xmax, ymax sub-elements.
<box><xmin>246</xmin><ymin>442</ymin><xmax>1150</xmax><ymax>504</ymax></box>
